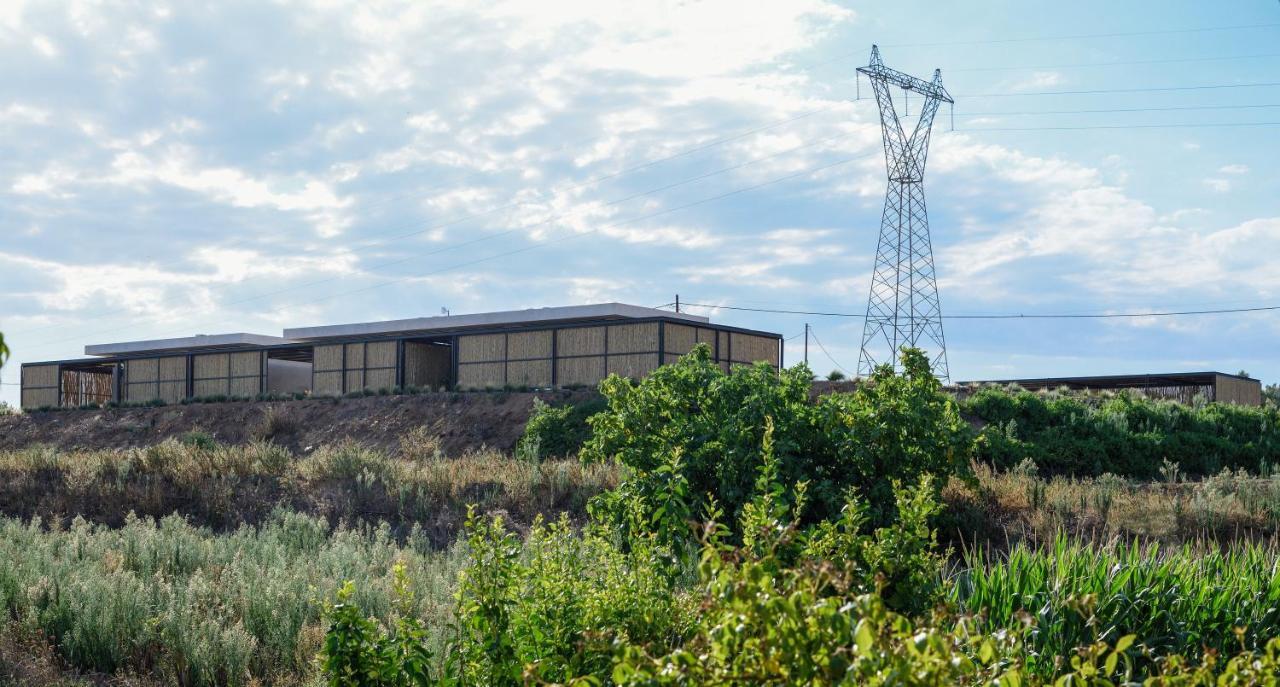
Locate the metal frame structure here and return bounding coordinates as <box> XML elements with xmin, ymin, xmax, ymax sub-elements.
<box><xmin>18</xmin><ymin>313</ymin><xmax>782</xmax><ymax>408</ymax></box>
<box><xmin>856</xmin><ymin>45</ymin><xmax>952</xmax><ymax>380</ymax></box>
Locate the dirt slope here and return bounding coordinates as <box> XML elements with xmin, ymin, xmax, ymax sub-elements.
<box><xmin>0</xmin><ymin>389</ymin><xmax>601</xmax><ymax>456</ymax></box>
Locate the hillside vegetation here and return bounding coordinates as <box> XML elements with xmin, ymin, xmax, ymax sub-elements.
<box><xmin>3</xmin><ymin>346</ymin><xmax>1280</xmax><ymax>685</ymax></box>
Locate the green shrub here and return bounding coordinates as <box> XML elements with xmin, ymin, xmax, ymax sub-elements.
<box><xmin>179</xmin><ymin>429</ymin><xmax>219</xmax><ymax>450</ymax></box>
<box><xmin>584</xmin><ymin>344</ymin><xmax>969</xmax><ymax>532</ymax></box>
<box><xmin>965</xmin><ymin>386</ymin><xmax>1280</xmax><ymax>478</ymax></box>
<box><xmin>516</xmin><ymin>396</ymin><xmax>606</xmax><ymax>461</ymax></box>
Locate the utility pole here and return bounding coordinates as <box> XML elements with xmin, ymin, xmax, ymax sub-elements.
<box><xmin>856</xmin><ymin>45</ymin><xmax>952</xmax><ymax>381</ymax></box>
<box><xmin>804</xmin><ymin>323</ymin><xmax>809</xmax><ymax>365</ymax></box>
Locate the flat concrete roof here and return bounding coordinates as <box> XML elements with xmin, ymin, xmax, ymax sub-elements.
<box><xmin>85</xmin><ymin>333</ymin><xmax>296</xmax><ymax>357</ymax></box>
<box><xmin>283</xmin><ymin>303</ymin><xmax>710</xmax><ymax>341</ymax></box>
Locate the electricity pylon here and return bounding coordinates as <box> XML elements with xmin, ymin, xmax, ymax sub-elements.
<box><xmin>856</xmin><ymin>45</ymin><xmax>952</xmax><ymax>380</ymax></box>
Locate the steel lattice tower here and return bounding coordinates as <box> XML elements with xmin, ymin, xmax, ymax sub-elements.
<box><xmin>856</xmin><ymin>45</ymin><xmax>952</xmax><ymax>380</ymax></box>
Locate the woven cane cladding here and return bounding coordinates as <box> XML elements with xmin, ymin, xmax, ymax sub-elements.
<box><xmin>312</xmin><ymin>341</ymin><xmax>397</xmax><ymax>394</ymax></box>
<box><xmin>458</xmin><ymin>362</ymin><xmax>505</xmax><ymax>389</ymax></box>
<box><xmin>21</xmin><ymin>387</ymin><xmax>58</xmax><ymax>409</ymax></box>
<box><xmin>663</xmin><ymin>324</ymin><xmax>720</xmax><ymax>363</ymax></box>
<box><xmin>508</xmin><ymin>331</ymin><xmax>552</xmax><ymax>359</ymax></box>
<box><xmin>556</xmin><ymin>327</ymin><xmax>606</xmax><ymax>357</ymax></box>
<box><xmin>20</xmin><ymin>364</ymin><xmax>59</xmax><ymax>409</ymax></box>
<box><xmin>607</xmin><ymin>323</ymin><xmax>658</xmax><ymax>354</ymax></box>
<box><xmin>1216</xmin><ymin>375</ymin><xmax>1263</xmax><ymax>406</ymax></box>
<box><xmin>508</xmin><ymin>359</ymin><xmax>553</xmax><ymax>387</ymax></box>
<box><xmin>557</xmin><ymin>356</ymin><xmax>605</xmax><ymax>387</ymax></box>
<box><xmin>314</xmin><ymin>371</ymin><xmax>343</xmax><ymax>396</ymax></box>
<box><xmin>192</xmin><ymin>351</ymin><xmax>263</xmax><ymax>397</ymax></box>
<box><xmin>314</xmin><ymin>345</ymin><xmax>344</xmax><ymax>372</ymax></box>
<box><xmin>458</xmin><ymin>334</ymin><xmax>506</xmax><ymax>363</ymax></box>
<box><xmin>730</xmin><ymin>333</ymin><xmax>779</xmax><ymax>366</ymax></box>
<box><xmin>124</xmin><ymin>356</ymin><xmax>187</xmax><ymax>403</ymax></box>
<box><xmin>607</xmin><ymin>353</ymin><xmax>659</xmax><ymax>379</ymax></box>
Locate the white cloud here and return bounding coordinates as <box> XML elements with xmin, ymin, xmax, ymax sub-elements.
<box><xmin>31</xmin><ymin>34</ymin><xmax>59</xmax><ymax>57</ymax></box>
<box><xmin>1203</xmin><ymin>178</ymin><xmax>1231</xmax><ymax>193</ymax></box>
<box><xmin>1219</xmin><ymin>164</ymin><xmax>1249</xmax><ymax>175</ymax></box>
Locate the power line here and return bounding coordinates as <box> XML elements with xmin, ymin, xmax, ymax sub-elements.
<box><xmin>956</xmin><ymin>121</ymin><xmax>1280</xmax><ymax>132</ymax></box>
<box><xmin>959</xmin><ymin>81</ymin><xmax>1280</xmax><ymax>98</ymax></box>
<box><xmin>807</xmin><ymin>328</ymin><xmax>850</xmax><ymax>375</ymax></box>
<box><xmin>949</xmin><ymin>51</ymin><xmax>1280</xmax><ymax>72</ymax></box>
<box><xmin>955</xmin><ymin>103</ymin><xmax>1280</xmax><ymax>117</ymax></box>
<box><xmin>671</xmin><ymin>302</ymin><xmax>1280</xmax><ymax>320</ymax></box>
<box><xmin>33</xmin><ymin>153</ymin><xmax>874</xmax><ymax>354</ymax></box>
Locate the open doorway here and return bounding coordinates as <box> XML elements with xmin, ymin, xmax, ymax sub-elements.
<box><xmin>266</xmin><ymin>347</ymin><xmax>313</xmax><ymax>395</ymax></box>
<box><xmin>61</xmin><ymin>361</ymin><xmax>115</xmax><ymax>407</ymax></box>
<box><xmin>403</xmin><ymin>338</ymin><xmax>452</xmax><ymax>390</ymax></box>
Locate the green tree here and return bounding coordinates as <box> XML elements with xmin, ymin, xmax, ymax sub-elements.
<box><xmin>583</xmin><ymin>344</ymin><xmax>970</xmax><ymax>534</ymax></box>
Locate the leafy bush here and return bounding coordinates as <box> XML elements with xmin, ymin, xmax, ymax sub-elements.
<box><xmin>965</xmin><ymin>386</ymin><xmax>1280</xmax><ymax>478</ymax></box>
<box><xmin>516</xmin><ymin>396</ymin><xmax>607</xmax><ymax>461</ymax></box>
<box><xmin>584</xmin><ymin>344</ymin><xmax>970</xmax><ymax>532</ymax></box>
<box><xmin>449</xmin><ymin>507</ymin><xmax>694</xmax><ymax>685</ymax></box>
<box><xmin>321</xmin><ymin>565</ymin><xmax>436</xmax><ymax>687</ymax></box>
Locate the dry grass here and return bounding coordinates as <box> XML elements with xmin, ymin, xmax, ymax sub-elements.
<box><xmin>0</xmin><ymin>438</ymin><xmax>621</xmax><ymax>546</ymax></box>
<box><xmin>944</xmin><ymin>461</ymin><xmax>1280</xmax><ymax>549</ymax></box>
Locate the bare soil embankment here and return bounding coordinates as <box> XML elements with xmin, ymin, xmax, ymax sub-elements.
<box><xmin>0</xmin><ymin>389</ymin><xmax>601</xmax><ymax>456</ymax></box>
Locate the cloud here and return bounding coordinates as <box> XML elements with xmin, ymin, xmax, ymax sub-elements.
<box><xmin>1218</xmin><ymin>164</ymin><xmax>1249</xmax><ymax>175</ymax></box>
<box><xmin>1203</xmin><ymin>178</ymin><xmax>1231</xmax><ymax>193</ymax></box>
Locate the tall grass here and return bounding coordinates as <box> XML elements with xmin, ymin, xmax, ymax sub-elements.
<box><xmin>0</xmin><ymin>440</ymin><xmax>621</xmax><ymax>542</ymax></box>
<box><xmin>949</xmin><ymin>461</ymin><xmax>1280</xmax><ymax>546</ymax></box>
<box><xmin>955</xmin><ymin>536</ymin><xmax>1280</xmax><ymax>673</ymax></box>
<box><xmin>0</xmin><ymin>510</ymin><xmax>466</xmax><ymax>686</ymax></box>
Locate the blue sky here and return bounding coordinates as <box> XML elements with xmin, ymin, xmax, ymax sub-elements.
<box><xmin>2</xmin><ymin>1</ymin><xmax>1279</xmax><ymax>404</ymax></box>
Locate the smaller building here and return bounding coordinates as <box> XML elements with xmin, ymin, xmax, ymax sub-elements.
<box><xmin>960</xmin><ymin>371</ymin><xmax>1262</xmax><ymax>407</ymax></box>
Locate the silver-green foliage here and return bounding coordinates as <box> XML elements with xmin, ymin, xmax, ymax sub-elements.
<box><xmin>0</xmin><ymin>510</ymin><xmax>466</xmax><ymax>686</ymax></box>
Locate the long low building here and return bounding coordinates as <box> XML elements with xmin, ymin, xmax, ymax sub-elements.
<box><xmin>19</xmin><ymin>303</ymin><xmax>782</xmax><ymax>409</ymax></box>
<box><xmin>960</xmin><ymin>371</ymin><xmax>1262</xmax><ymax>406</ymax></box>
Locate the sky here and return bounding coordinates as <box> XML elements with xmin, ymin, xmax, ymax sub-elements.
<box><xmin>2</xmin><ymin>0</ymin><xmax>1279</xmax><ymax>405</ymax></box>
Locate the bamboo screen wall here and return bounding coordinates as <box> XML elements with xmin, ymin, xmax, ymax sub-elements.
<box><xmin>312</xmin><ymin>341</ymin><xmax>398</xmax><ymax>396</ymax></box>
<box><xmin>193</xmin><ymin>351</ymin><xmax>264</xmax><ymax>398</ymax></box>
<box><xmin>1215</xmin><ymin>375</ymin><xmax>1263</xmax><ymax>406</ymax></box>
<box><xmin>455</xmin><ymin>321</ymin><xmax>777</xmax><ymax>390</ymax></box>
<box><xmin>20</xmin><ymin>364</ymin><xmax>59</xmax><ymax>409</ymax></box>
<box><xmin>124</xmin><ymin>356</ymin><xmax>187</xmax><ymax>404</ymax></box>
<box><xmin>61</xmin><ymin>369</ymin><xmax>113</xmax><ymax>406</ymax></box>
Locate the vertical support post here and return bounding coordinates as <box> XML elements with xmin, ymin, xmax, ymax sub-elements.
<box><xmin>658</xmin><ymin>320</ymin><xmax>666</xmax><ymax>367</ymax></box>
<box><xmin>55</xmin><ymin>363</ymin><xmax>63</xmax><ymax>408</ymax></box>
<box><xmin>551</xmin><ymin>329</ymin><xmax>559</xmax><ymax>387</ymax></box>
<box><xmin>450</xmin><ymin>335</ymin><xmax>459</xmax><ymax>390</ymax></box>
<box><xmin>804</xmin><ymin>323</ymin><xmax>809</xmax><ymax>365</ymax></box>
<box><xmin>675</xmin><ymin>294</ymin><xmax>680</xmax><ymax>313</ymax></box>
<box><xmin>340</xmin><ymin>343</ymin><xmax>348</xmax><ymax>395</ymax></box>
<box><xmin>396</xmin><ymin>340</ymin><xmax>406</xmax><ymax>390</ymax></box>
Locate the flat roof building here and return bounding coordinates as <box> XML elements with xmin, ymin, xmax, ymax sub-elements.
<box><xmin>960</xmin><ymin>371</ymin><xmax>1262</xmax><ymax>407</ymax></box>
<box><xmin>19</xmin><ymin>303</ymin><xmax>782</xmax><ymax>409</ymax></box>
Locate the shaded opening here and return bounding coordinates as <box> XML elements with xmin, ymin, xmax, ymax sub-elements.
<box><xmin>61</xmin><ymin>361</ymin><xmax>116</xmax><ymax>407</ymax></box>
<box><xmin>403</xmin><ymin>337</ymin><xmax>453</xmax><ymax>390</ymax></box>
<box><xmin>266</xmin><ymin>347</ymin><xmax>314</xmax><ymax>395</ymax></box>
